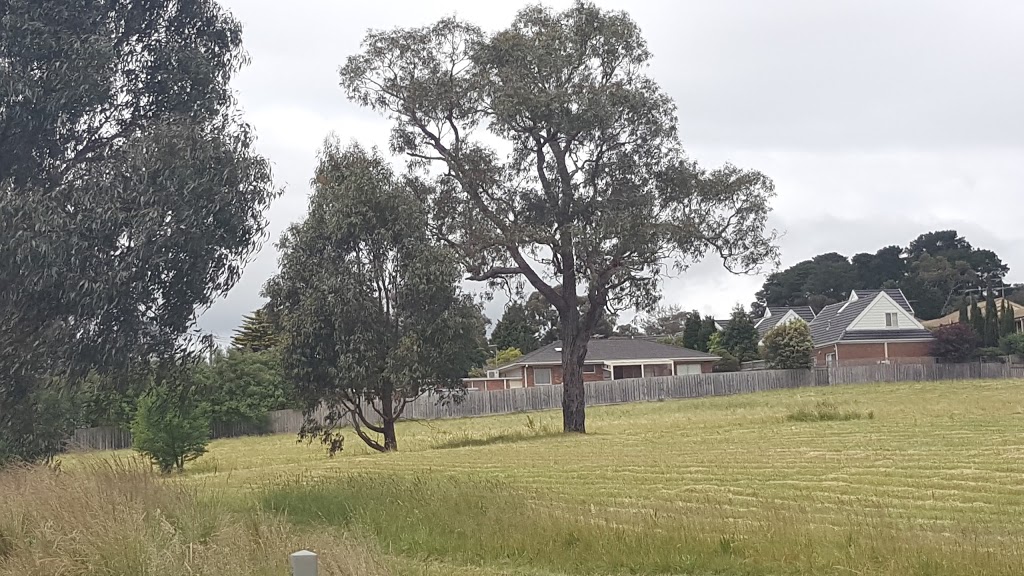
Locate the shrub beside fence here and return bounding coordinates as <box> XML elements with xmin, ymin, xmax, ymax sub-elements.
<box><xmin>67</xmin><ymin>361</ymin><xmax>1024</xmax><ymax>451</ymax></box>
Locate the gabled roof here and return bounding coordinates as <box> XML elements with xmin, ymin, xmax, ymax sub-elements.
<box><xmin>501</xmin><ymin>337</ymin><xmax>718</xmax><ymax>368</ymax></box>
<box><xmin>809</xmin><ymin>289</ymin><xmax>932</xmax><ymax>347</ymax></box>
<box><xmin>852</xmin><ymin>289</ymin><xmax>914</xmax><ymax>314</ymax></box>
<box><xmin>765</xmin><ymin>306</ymin><xmax>816</xmax><ymax>322</ymax></box>
<box><xmin>755</xmin><ymin>306</ymin><xmax>816</xmax><ymax>338</ymax></box>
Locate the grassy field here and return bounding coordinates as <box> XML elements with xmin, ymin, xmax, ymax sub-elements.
<box><xmin>4</xmin><ymin>379</ymin><xmax>1024</xmax><ymax>575</ymax></box>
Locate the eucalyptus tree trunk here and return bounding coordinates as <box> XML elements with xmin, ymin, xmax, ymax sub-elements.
<box><xmin>381</xmin><ymin>383</ymin><xmax>399</xmax><ymax>452</ymax></box>
<box><xmin>560</xmin><ymin>321</ymin><xmax>589</xmax><ymax>433</ymax></box>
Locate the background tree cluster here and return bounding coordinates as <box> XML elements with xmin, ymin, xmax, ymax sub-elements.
<box><xmin>641</xmin><ymin>306</ymin><xmax>718</xmax><ymax>352</ymax></box>
<box><xmin>753</xmin><ymin>231</ymin><xmax>1010</xmax><ymax>320</ymax></box>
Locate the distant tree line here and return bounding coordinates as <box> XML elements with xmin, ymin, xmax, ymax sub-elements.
<box><xmin>753</xmin><ymin>230</ymin><xmax>1011</xmax><ymax>320</ymax></box>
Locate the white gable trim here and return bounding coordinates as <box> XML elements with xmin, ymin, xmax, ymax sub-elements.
<box><xmin>775</xmin><ymin>309</ymin><xmax>802</xmax><ymax>326</ymax></box>
<box><xmin>846</xmin><ymin>291</ymin><xmax>925</xmax><ymax>332</ymax></box>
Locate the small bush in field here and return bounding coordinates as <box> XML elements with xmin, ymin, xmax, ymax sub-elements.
<box><xmin>131</xmin><ymin>388</ymin><xmax>210</xmax><ymax>473</ymax></box>
<box><xmin>786</xmin><ymin>400</ymin><xmax>868</xmax><ymax>422</ymax></box>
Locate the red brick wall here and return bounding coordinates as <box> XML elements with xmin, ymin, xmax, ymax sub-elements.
<box><xmin>815</xmin><ymin>341</ymin><xmax>934</xmax><ymax>366</ymax></box>
<box><xmin>837</xmin><ymin>343</ymin><xmax>887</xmax><ymax>363</ymax></box>
<box><xmin>483</xmin><ymin>380</ymin><xmax>506</xmax><ymax>391</ymax></box>
<box><xmin>885</xmin><ymin>341</ymin><xmax>934</xmax><ymax>359</ymax></box>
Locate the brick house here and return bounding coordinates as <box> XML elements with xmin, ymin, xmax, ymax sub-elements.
<box><xmin>464</xmin><ymin>337</ymin><xmax>719</xmax><ymax>391</ymax></box>
<box><xmin>809</xmin><ymin>289</ymin><xmax>935</xmax><ymax>366</ymax></box>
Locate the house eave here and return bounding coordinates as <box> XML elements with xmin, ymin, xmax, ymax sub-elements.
<box><xmin>813</xmin><ymin>337</ymin><xmax>935</xmax><ymax>348</ymax></box>
<box><xmin>505</xmin><ymin>356</ymin><xmax>719</xmax><ymax>368</ymax></box>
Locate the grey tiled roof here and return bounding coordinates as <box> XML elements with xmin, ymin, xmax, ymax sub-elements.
<box><xmin>756</xmin><ymin>306</ymin><xmax>816</xmax><ymax>338</ymax></box>
<box><xmin>504</xmin><ymin>337</ymin><xmax>718</xmax><ymax>367</ymax></box>
<box><xmin>854</xmin><ymin>289</ymin><xmax>914</xmax><ymax>314</ymax></box>
<box><xmin>809</xmin><ymin>289</ymin><xmax>933</xmax><ymax>347</ymax></box>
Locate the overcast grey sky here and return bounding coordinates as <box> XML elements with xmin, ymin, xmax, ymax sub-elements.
<box><xmin>199</xmin><ymin>0</ymin><xmax>1024</xmax><ymax>343</ymax></box>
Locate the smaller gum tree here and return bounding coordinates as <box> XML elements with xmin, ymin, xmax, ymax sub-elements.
<box><xmin>265</xmin><ymin>142</ymin><xmax>486</xmax><ymax>453</ymax></box>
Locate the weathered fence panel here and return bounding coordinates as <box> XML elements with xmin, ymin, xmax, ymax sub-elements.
<box><xmin>827</xmin><ymin>361</ymin><xmax>1015</xmax><ymax>385</ymax></box>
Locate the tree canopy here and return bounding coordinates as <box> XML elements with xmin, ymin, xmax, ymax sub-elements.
<box><xmin>231</xmin><ymin>307</ymin><xmax>281</xmax><ymax>352</ymax></box>
<box><xmin>489</xmin><ymin>302</ymin><xmax>541</xmax><ymax>354</ymax></box>
<box><xmin>340</xmin><ymin>1</ymin><xmax>778</xmax><ymax>432</ymax></box>
<box><xmin>1</xmin><ymin>0</ymin><xmax>277</xmax><ymax>462</ymax></box>
<box><xmin>752</xmin><ymin>231</ymin><xmax>1008</xmax><ymax>319</ymax></box>
<box><xmin>265</xmin><ymin>142</ymin><xmax>486</xmax><ymax>453</ymax></box>
<box><xmin>641</xmin><ymin>305</ymin><xmax>689</xmax><ymax>336</ymax></box>
<box><xmin>930</xmin><ymin>323</ymin><xmax>979</xmax><ymax>363</ymax></box>
<box><xmin>470</xmin><ymin>348</ymin><xmax>524</xmax><ymax>377</ymax></box>
<box><xmin>720</xmin><ymin>305</ymin><xmax>761</xmax><ymax>362</ymax></box>
<box><xmin>763</xmin><ymin>322</ymin><xmax>813</xmax><ymax>370</ymax></box>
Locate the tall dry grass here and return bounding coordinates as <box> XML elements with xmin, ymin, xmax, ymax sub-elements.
<box><xmin>0</xmin><ymin>460</ymin><xmax>386</xmax><ymax>576</ymax></box>
<box><xmin>264</xmin><ymin>473</ymin><xmax>1024</xmax><ymax>576</ymax></box>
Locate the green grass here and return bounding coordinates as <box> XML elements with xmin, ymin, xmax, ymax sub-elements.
<box><xmin>785</xmin><ymin>399</ymin><xmax>873</xmax><ymax>421</ymax></box>
<box><xmin>14</xmin><ymin>379</ymin><xmax>1024</xmax><ymax>575</ymax></box>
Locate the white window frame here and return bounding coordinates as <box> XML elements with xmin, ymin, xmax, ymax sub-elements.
<box><xmin>582</xmin><ymin>364</ymin><xmax>596</xmax><ymax>374</ymax></box>
<box><xmin>534</xmin><ymin>368</ymin><xmax>552</xmax><ymax>386</ymax></box>
<box><xmin>885</xmin><ymin>312</ymin><xmax>898</xmax><ymax>327</ymax></box>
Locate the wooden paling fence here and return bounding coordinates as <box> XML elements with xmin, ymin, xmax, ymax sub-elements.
<box><xmin>67</xmin><ymin>361</ymin><xmax>1024</xmax><ymax>451</ymax></box>
<box><xmin>827</xmin><ymin>361</ymin><xmax>1022</xmax><ymax>385</ymax></box>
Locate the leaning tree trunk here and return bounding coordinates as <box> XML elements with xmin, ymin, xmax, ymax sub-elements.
<box><xmin>560</xmin><ymin>323</ymin><xmax>589</xmax><ymax>433</ymax></box>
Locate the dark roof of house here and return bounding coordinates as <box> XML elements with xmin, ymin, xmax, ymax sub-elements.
<box><xmin>504</xmin><ymin>337</ymin><xmax>718</xmax><ymax>367</ymax></box>
<box><xmin>756</xmin><ymin>306</ymin><xmax>816</xmax><ymax>338</ymax></box>
<box><xmin>854</xmin><ymin>289</ymin><xmax>914</xmax><ymax>314</ymax></box>
<box><xmin>809</xmin><ymin>289</ymin><xmax>932</xmax><ymax>347</ymax></box>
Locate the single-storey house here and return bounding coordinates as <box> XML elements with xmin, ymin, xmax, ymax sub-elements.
<box><xmin>809</xmin><ymin>289</ymin><xmax>935</xmax><ymax>366</ymax></box>
<box><xmin>920</xmin><ymin>297</ymin><xmax>1024</xmax><ymax>334</ymax></box>
<box><xmin>754</xmin><ymin>306</ymin><xmax>816</xmax><ymax>343</ymax></box>
<box><xmin>464</xmin><ymin>337</ymin><xmax>720</xmax><ymax>391</ymax></box>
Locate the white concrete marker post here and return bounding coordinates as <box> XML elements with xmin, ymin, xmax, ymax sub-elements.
<box><xmin>290</xmin><ymin>550</ymin><xmax>318</xmax><ymax>576</ymax></box>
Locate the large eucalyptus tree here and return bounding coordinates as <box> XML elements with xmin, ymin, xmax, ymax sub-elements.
<box><xmin>1</xmin><ymin>0</ymin><xmax>277</xmax><ymax>461</ymax></box>
<box><xmin>340</xmin><ymin>1</ymin><xmax>778</xmax><ymax>432</ymax></box>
